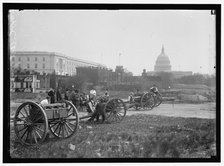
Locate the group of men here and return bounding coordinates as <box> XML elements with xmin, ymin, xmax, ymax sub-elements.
<box><xmin>40</xmin><ymin>87</ymin><xmax>108</xmax><ymax>114</ymax></box>
<box><xmin>40</xmin><ymin>87</ymin><xmax>62</xmax><ymax>105</ymax></box>
<box><xmin>39</xmin><ymin>85</ymin><xmax>158</xmax><ymax>121</ymax></box>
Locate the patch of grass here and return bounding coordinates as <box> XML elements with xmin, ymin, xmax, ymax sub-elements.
<box><xmin>10</xmin><ymin>115</ymin><xmax>216</xmax><ymax>158</ymax></box>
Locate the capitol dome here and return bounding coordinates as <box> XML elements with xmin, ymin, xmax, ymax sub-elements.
<box><xmin>154</xmin><ymin>45</ymin><xmax>172</xmax><ymax>71</ymax></box>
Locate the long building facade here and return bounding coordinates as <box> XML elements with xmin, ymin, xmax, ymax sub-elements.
<box><xmin>11</xmin><ymin>51</ymin><xmax>107</xmax><ymax>76</ymax></box>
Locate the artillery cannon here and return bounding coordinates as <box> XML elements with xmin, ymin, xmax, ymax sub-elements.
<box><xmin>125</xmin><ymin>92</ymin><xmax>155</xmax><ymax>110</ymax></box>
<box><xmin>14</xmin><ymin>97</ymin><xmax>127</xmax><ymax>146</ymax></box>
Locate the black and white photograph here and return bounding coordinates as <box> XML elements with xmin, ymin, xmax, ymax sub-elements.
<box><xmin>3</xmin><ymin>2</ymin><xmax>221</xmax><ymax>163</ymax></box>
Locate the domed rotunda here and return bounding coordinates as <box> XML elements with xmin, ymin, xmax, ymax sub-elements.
<box><xmin>154</xmin><ymin>45</ymin><xmax>172</xmax><ymax>72</ymax></box>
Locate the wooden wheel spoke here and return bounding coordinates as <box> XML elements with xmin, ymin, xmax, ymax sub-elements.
<box><xmin>58</xmin><ymin>124</ymin><xmax>62</xmax><ymax>136</ymax></box>
<box><xmin>35</xmin><ymin>126</ymin><xmax>45</xmax><ymax>133</ymax></box>
<box><xmin>66</xmin><ymin>121</ymin><xmax>76</xmax><ymax>128</ymax></box>
<box><xmin>107</xmin><ymin>105</ymin><xmax>113</xmax><ymax>109</ymax></box>
<box><xmin>23</xmin><ymin>106</ymin><xmax>29</xmax><ymax>116</ymax></box>
<box><xmin>116</xmin><ymin>114</ymin><xmax>123</xmax><ymax>121</ymax></box>
<box><xmin>64</xmin><ymin>124</ymin><xmax>70</xmax><ymax>137</ymax></box>
<box><xmin>25</xmin><ymin>130</ymin><xmax>31</xmax><ymax>143</ymax></box>
<box><xmin>49</xmin><ymin>121</ymin><xmax>60</xmax><ymax>128</ymax></box>
<box><xmin>116</xmin><ymin>112</ymin><xmax>124</xmax><ymax>118</ymax></box>
<box><xmin>115</xmin><ymin>113</ymin><xmax>120</xmax><ymax>121</ymax></box>
<box><xmin>16</xmin><ymin>117</ymin><xmax>27</xmax><ymax>123</ymax></box>
<box><xmin>33</xmin><ymin>114</ymin><xmax>44</xmax><ymax>123</ymax></box>
<box><xmin>20</xmin><ymin>127</ymin><xmax>28</xmax><ymax>139</ymax></box>
<box><xmin>32</xmin><ymin>130</ymin><xmax>38</xmax><ymax>144</ymax></box>
<box><xmin>34</xmin><ymin>130</ymin><xmax>42</xmax><ymax>139</ymax></box>
<box><xmin>112</xmin><ymin>114</ymin><xmax>118</xmax><ymax>122</ymax></box>
<box><xmin>53</xmin><ymin>122</ymin><xmax>61</xmax><ymax>134</ymax></box>
<box><xmin>108</xmin><ymin>113</ymin><xmax>115</xmax><ymax>122</ymax></box>
<box><xmin>30</xmin><ymin>110</ymin><xmax>41</xmax><ymax>121</ymax></box>
<box><xmin>64</xmin><ymin>122</ymin><xmax>74</xmax><ymax>133</ymax></box>
<box><xmin>19</xmin><ymin>111</ymin><xmax>27</xmax><ymax>118</ymax></box>
<box><xmin>17</xmin><ymin>125</ymin><xmax>28</xmax><ymax>133</ymax></box>
<box><xmin>66</xmin><ymin>112</ymin><xmax>74</xmax><ymax>118</ymax></box>
<box><xmin>62</xmin><ymin>124</ymin><xmax>65</xmax><ymax>138</ymax></box>
<box><xmin>66</xmin><ymin>105</ymin><xmax>71</xmax><ymax>110</ymax></box>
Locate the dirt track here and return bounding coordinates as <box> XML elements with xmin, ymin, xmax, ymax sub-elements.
<box><xmin>126</xmin><ymin>102</ymin><xmax>216</xmax><ymax>119</ymax></box>
<box><xmin>10</xmin><ymin>101</ymin><xmax>216</xmax><ymax>119</ymax></box>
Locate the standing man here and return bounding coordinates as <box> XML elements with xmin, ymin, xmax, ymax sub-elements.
<box><xmin>86</xmin><ymin>89</ymin><xmax>97</xmax><ymax>114</ymax></box>
<box><xmin>64</xmin><ymin>88</ymin><xmax>70</xmax><ymax>100</ymax></box>
<box><xmin>56</xmin><ymin>87</ymin><xmax>62</xmax><ymax>102</ymax></box>
<box><xmin>48</xmin><ymin>88</ymin><xmax>55</xmax><ymax>104</ymax></box>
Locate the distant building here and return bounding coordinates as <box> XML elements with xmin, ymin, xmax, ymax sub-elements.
<box><xmin>11</xmin><ymin>51</ymin><xmax>107</xmax><ymax>76</ymax></box>
<box><xmin>154</xmin><ymin>45</ymin><xmax>171</xmax><ymax>72</ymax></box>
<box><xmin>169</xmin><ymin>71</ymin><xmax>193</xmax><ymax>78</ymax></box>
<box><xmin>147</xmin><ymin>45</ymin><xmax>193</xmax><ymax>78</ymax></box>
<box><xmin>12</xmin><ymin>75</ymin><xmax>40</xmax><ymax>93</ymax></box>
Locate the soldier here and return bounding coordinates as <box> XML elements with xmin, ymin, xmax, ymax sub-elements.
<box><xmin>40</xmin><ymin>96</ymin><xmax>50</xmax><ymax>105</ymax></box>
<box><xmin>64</xmin><ymin>88</ymin><xmax>70</xmax><ymax>100</ymax></box>
<box><xmin>48</xmin><ymin>88</ymin><xmax>55</xmax><ymax>104</ymax></box>
<box><xmin>150</xmin><ymin>84</ymin><xmax>159</xmax><ymax>95</ymax></box>
<box><xmin>86</xmin><ymin>89</ymin><xmax>97</xmax><ymax>114</ymax></box>
<box><xmin>56</xmin><ymin>87</ymin><xmax>62</xmax><ymax>102</ymax></box>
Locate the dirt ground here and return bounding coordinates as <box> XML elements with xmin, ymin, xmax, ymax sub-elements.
<box><xmin>126</xmin><ymin>102</ymin><xmax>216</xmax><ymax>119</ymax></box>
<box><xmin>10</xmin><ymin>101</ymin><xmax>216</xmax><ymax>120</ymax></box>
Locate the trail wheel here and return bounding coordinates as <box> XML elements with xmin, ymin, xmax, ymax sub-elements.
<box><xmin>104</xmin><ymin>98</ymin><xmax>127</xmax><ymax>123</ymax></box>
<box><xmin>154</xmin><ymin>93</ymin><xmax>162</xmax><ymax>107</ymax></box>
<box><xmin>14</xmin><ymin>101</ymin><xmax>48</xmax><ymax>146</ymax></box>
<box><xmin>141</xmin><ymin>92</ymin><xmax>155</xmax><ymax>110</ymax></box>
<box><xmin>48</xmin><ymin>100</ymin><xmax>79</xmax><ymax>138</ymax></box>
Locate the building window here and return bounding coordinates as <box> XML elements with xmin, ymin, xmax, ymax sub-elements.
<box><xmin>12</xmin><ymin>57</ymin><xmax>15</xmax><ymax>61</ymax></box>
<box><xmin>43</xmin><ymin>64</ymin><xmax>45</xmax><ymax>69</ymax></box>
<box><xmin>35</xmin><ymin>57</ymin><xmax>37</xmax><ymax>61</ymax></box>
<box><xmin>15</xmin><ymin>82</ymin><xmax>21</xmax><ymax>88</ymax></box>
<box><xmin>35</xmin><ymin>64</ymin><xmax>38</xmax><ymax>68</ymax></box>
<box><xmin>27</xmin><ymin>64</ymin><xmax>30</xmax><ymax>68</ymax></box>
<box><xmin>43</xmin><ymin>57</ymin><xmax>45</xmax><ymax>61</ymax></box>
<box><xmin>18</xmin><ymin>64</ymin><xmax>21</xmax><ymax>68</ymax></box>
<box><xmin>27</xmin><ymin>57</ymin><xmax>30</xmax><ymax>61</ymax></box>
<box><xmin>18</xmin><ymin>57</ymin><xmax>21</xmax><ymax>61</ymax></box>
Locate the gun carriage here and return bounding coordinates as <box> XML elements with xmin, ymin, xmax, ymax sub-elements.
<box><xmin>14</xmin><ymin>97</ymin><xmax>127</xmax><ymax>146</ymax></box>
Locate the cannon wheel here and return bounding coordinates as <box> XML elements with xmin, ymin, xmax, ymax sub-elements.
<box><xmin>14</xmin><ymin>101</ymin><xmax>48</xmax><ymax>146</ymax></box>
<box><xmin>153</xmin><ymin>93</ymin><xmax>162</xmax><ymax>107</ymax></box>
<box><xmin>104</xmin><ymin>98</ymin><xmax>127</xmax><ymax>123</ymax></box>
<box><xmin>48</xmin><ymin>100</ymin><xmax>79</xmax><ymax>139</ymax></box>
<box><xmin>141</xmin><ymin>92</ymin><xmax>155</xmax><ymax>110</ymax></box>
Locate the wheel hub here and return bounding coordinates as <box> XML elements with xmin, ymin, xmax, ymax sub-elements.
<box><xmin>26</xmin><ymin>118</ymin><xmax>33</xmax><ymax>126</ymax></box>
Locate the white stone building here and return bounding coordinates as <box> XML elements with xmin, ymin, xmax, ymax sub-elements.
<box><xmin>11</xmin><ymin>51</ymin><xmax>107</xmax><ymax>76</ymax></box>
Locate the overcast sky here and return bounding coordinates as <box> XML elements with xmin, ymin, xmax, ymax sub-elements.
<box><xmin>10</xmin><ymin>9</ymin><xmax>216</xmax><ymax>76</ymax></box>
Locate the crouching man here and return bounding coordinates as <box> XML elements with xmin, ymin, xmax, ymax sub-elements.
<box><xmin>88</xmin><ymin>102</ymin><xmax>106</xmax><ymax>123</ymax></box>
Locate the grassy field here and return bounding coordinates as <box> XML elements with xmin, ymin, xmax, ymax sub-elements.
<box><xmin>10</xmin><ymin>114</ymin><xmax>216</xmax><ymax>158</ymax></box>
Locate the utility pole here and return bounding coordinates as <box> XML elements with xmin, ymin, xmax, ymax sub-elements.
<box><xmin>119</xmin><ymin>53</ymin><xmax>121</xmax><ymax>66</ymax></box>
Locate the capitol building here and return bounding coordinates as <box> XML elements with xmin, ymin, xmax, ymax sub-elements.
<box><xmin>154</xmin><ymin>45</ymin><xmax>172</xmax><ymax>72</ymax></box>
<box><xmin>146</xmin><ymin>45</ymin><xmax>192</xmax><ymax>78</ymax></box>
